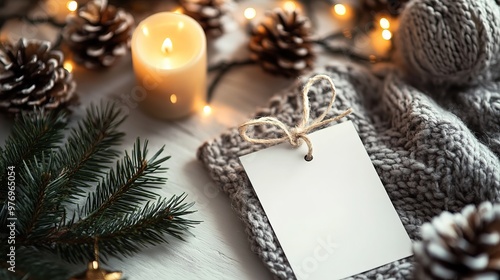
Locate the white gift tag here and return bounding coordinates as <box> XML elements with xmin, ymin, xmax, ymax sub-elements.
<box><xmin>240</xmin><ymin>121</ymin><xmax>412</xmax><ymax>280</ymax></box>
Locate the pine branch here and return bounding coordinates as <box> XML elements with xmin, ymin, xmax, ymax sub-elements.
<box><xmin>98</xmin><ymin>195</ymin><xmax>199</xmax><ymax>257</ymax></box>
<box><xmin>51</xmin><ymin>195</ymin><xmax>199</xmax><ymax>263</ymax></box>
<box><xmin>56</xmin><ymin>103</ymin><xmax>125</xmax><ymax>202</ymax></box>
<box><xmin>78</xmin><ymin>138</ymin><xmax>169</xmax><ymax>221</ymax></box>
<box><xmin>0</xmin><ymin>111</ymin><xmax>67</xmax><ymax>233</ymax></box>
<box><xmin>0</xmin><ymin>104</ymin><xmax>200</xmax><ymax>277</ymax></box>
<box><xmin>0</xmin><ymin>110</ymin><xmax>67</xmax><ymax>201</ymax></box>
<box><xmin>16</xmin><ymin>153</ymin><xmax>68</xmax><ymax>240</ymax></box>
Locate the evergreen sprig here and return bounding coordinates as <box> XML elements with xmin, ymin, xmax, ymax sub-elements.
<box><xmin>0</xmin><ymin>103</ymin><xmax>200</xmax><ymax>279</ymax></box>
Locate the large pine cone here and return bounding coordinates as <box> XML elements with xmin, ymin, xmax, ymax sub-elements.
<box><xmin>359</xmin><ymin>0</ymin><xmax>411</xmax><ymax>16</ymax></box>
<box><xmin>62</xmin><ymin>0</ymin><xmax>134</xmax><ymax>68</ymax></box>
<box><xmin>414</xmin><ymin>201</ymin><xmax>500</xmax><ymax>279</ymax></box>
<box><xmin>180</xmin><ymin>0</ymin><xmax>232</xmax><ymax>37</ymax></box>
<box><xmin>0</xmin><ymin>39</ymin><xmax>76</xmax><ymax>116</ymax></box>
<box><xmin>249</xmin><ymin>8</ymin><xmax>314</xmax><ymax>78</ymax></box>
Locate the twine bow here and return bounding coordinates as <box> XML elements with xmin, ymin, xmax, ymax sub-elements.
<box><xmin>238</xmin><ymin>74</ymin><xmax>353</xmax><ymax>161</ymax></box>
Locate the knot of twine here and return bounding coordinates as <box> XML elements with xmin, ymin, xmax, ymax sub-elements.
<box><xmin>238</xmin><ymin>74</ymin><xmax>353</xmax><ymax>161</ymax></box>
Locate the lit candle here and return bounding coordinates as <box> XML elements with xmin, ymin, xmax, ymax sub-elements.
<box><xmin>131</xmin><ymin>12</ymin><xmax>207</xmax><ymax>120</ymax></box>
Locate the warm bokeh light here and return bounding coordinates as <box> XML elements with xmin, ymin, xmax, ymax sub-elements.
<box><xmin>67</xmin><ymin>1</ymin><xmax>78</xmax><ymax>12</ymax></box>
<box><xmin>333</xmin><ymin>4</ymin><xmax>346</xmax><ymax>16</ymax></box>
<box><xmin>244</xmin><ymin>7</ymin><xmax>256</xmax><ymax>20</ymax></box>
<box><xmin>173</xmin><ymin>7</ymin><xmax>183</xmax><ymax>14</ymax></box>
<box><xmin>170</xmin><ymin>94</ymin><xmax>177</xmax><ymax>104</ymax></box>
<box><xmin>283</xmin><ymin>1</ymin><xmax>296</xmax><ymax>11</ymax></box>
<box><xmin>379</xmin><ymin>18</ymin><xmax>390</xmax><ymax>29</ymax></box>
<box><xmin>63</xmin><ymin>61</ymin><xmax>73</xmax><ymax>73</ymax></box>
<box><xmin>382</xmin><ymin>29</ymin><xmax>392</xmax><ymax>40</ymax></box>
<box><xmin>203</xmin><ymin>105</ymin><xmax>212</xmax><ymax>115</ymax></box>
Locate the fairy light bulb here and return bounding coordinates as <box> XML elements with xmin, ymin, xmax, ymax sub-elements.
<box><xmin>382</xmin><ymin>29</ymin><xmax>392</xmax><ymax>40</ymax></box>
<box><xmin>333</xmin><ymin>4</ymin><xmax>346</xmax><ymax>16</ymax></box>
<box><xmin>244</xmin><ymin>7</ymin><xmax>256</xmax><ymax>20</ymax></box>
<box><xmin>203</xmin><ymin>105</ymin><xmax>212</xmax><ymax>115</ymax></box>
<box><xmin>63</xmin><ymin>61</ymin><xmax>73</xmax><ymax>73</ymax></box>
<box><xmin>379</xmin><ymin>18</ymin><xmax>390</xmax><ymax>29</ymax></box>
<box><xmin>283</xmin><ymin>1</ymin><xmax>296</xmax><ymax>11</ymax></box>
<box><xmin>67</xmin><ymin>0</ymin><xmax>78</xmax><ymax>12</ymax></box>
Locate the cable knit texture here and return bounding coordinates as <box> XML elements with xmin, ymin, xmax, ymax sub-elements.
<box><xmin>396</xmin><ymin>0</ymin><xmax>500</xmax><ymax>86</ymax></box>
<box><xmin>197</xmin><ymin>62</ymin><xmax>500</xmax><ymax>279</ymax></box>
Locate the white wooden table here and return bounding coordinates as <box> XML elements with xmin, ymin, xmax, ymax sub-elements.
<box><xmin>0</xmin><ymin>0</ymin><xmax>361</xmax><ymax>278</ymax></box>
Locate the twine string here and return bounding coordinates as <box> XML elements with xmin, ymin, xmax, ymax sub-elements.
<box><xmin>238</xmin><ymin>74</ymin><xmax>353</xmax><ymax>161</ymax></box>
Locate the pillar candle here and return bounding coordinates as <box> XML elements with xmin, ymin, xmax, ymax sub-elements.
<box><xmin>131</xmin><ymin>12</ymin><xmax>207</xmax><ymax>120</ymax></box>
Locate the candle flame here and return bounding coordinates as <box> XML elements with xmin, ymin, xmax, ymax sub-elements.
<box><xmin>162</xmin><ymin>38</ymin><xmax>173</xmax><ymax>54</ymax></box>
<box><xmin>333</xmin><ymin>4</ymin><xmax>346</xmax><ymax>16</ymax></box>
<box><xmin>244</xmin><ymin>8</ymin><xmax>256</xmax><ymax>20</ymax></box>
<box><xmin>170</xmin><ymin>94</ymin><xmax>177</xmax><ymax>104</ymax></box>
<box><xmin>91</xmin><ymin>261</ymin><xmax>99</xmax><ymax>269</ymax></box>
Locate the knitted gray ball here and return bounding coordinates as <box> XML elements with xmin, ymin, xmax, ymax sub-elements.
<box><xmin>395</xmin><ymin>0</ymin><xmax>500</xmax><ymax>86</ymax></box>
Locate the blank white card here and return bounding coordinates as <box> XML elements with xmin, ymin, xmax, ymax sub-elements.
<box><xmin>240</xmin><ymin>121</ymin><xmax>412</xmax><ymax>280</ymax></box>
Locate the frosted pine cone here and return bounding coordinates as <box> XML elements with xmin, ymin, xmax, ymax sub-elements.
<box><xmin>414</xmin><ymin>201</ymin><xmax>500</xmax><ymax>279</ymax></box>
<box><xmin>0</xmin><ymin>39</ymin><xmax>76</xmax><ymax>116</ymax></box>
<box><xmin>249</xmin><ymin>8</ymin><xmax>315</xmax><ymax>78</ymax></box>
<box><xmin>63</xmin><ymin>0</ymin><xmax>134</xmax><ymax>68</ymax></box>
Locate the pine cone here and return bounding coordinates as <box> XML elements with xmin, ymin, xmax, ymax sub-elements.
<box><xmin>62</xmin><ymin>0</ymin><xmax>134</xmax><ymax>69</ymax></box>
<box><xmin>249</xmin><ymin>8</ymin><xmax>315</xmax><ymax>78</ymax></box>
<box><xmin>414</xmin><ymin>201</ymin><xmax>500</xmax><ymax>280</ymax></box>
<box><xmin>0</xmin><ymin>39</ymin><xmax>77</xmax><ymax>116</ymax></box>
<box><xmin>180</xmin><ymin>0</ymin><xmax>232</xmax><ymax>37</ymax></box>
<box><xmin>359</xmin><ymin>0</ymin><xmax>411</xmax><ymax>16</ymax></box>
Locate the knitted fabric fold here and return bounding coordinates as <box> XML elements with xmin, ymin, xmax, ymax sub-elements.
<box><xmin>197</xmin><ymin>62</ymin><xmax>500</xmax><ymax>279</ymax></box>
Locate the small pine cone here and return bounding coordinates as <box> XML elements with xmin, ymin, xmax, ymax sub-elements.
<box><xmin>0</xmin><ymin>39</ymin><xmax>77</xmax><ymax>116</ymax></box>
<box><xmin>249</xmin><ymin>8</ymin><xmax>315</xmax><ymax>78</ymax></box>
<box><xmin>414</xmin><ymin>202</ymin><xmax>500</xmax><ymax>280</ymax></box>
<box><xmin>62</xmin><ymin>0</ymin><xmax>134</xmax><ymax>68</ymax></box>
<box><xmin>180</xmin><ymin>0</ymin><xmax>232</xmax><ymax>37</ymax></box>
<box><xmin>359</xmin><ymin>0</ymin><xmax>411</xmax><ymax>16</ymax></box>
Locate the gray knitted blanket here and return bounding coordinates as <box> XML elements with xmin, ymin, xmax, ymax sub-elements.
<box><xmin>197</xmin><ymin>62</ymin><xmax>500</xmax><ymax>279</ymax></box>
